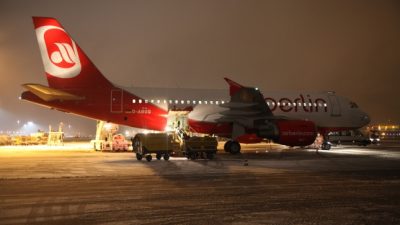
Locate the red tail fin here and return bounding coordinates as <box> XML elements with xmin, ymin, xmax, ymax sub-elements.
<box><xmin>33</xmin><ymin>17</ymin><xmax>112</xmax><ymax>90</ymax></box>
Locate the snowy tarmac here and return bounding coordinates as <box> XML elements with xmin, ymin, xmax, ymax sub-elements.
<box><xmin>0</xmin><ymin>142</ymin><xmax>399</xmax><ymax>224</ymax></box>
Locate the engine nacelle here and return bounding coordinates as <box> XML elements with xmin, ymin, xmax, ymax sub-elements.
<box><xmin>257</xmin><ymin>120</ymin><xmax>317</xmax><ymax>147</ymax></box>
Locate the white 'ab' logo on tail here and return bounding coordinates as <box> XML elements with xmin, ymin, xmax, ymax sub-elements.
<box><xmin>51</xmin><ymin>43</ymin><xmax>78</xmax><ymax>64</ymax></box>
<box><xmin>36</xmin><ymin>25</ymin><xmax>81</xmax><ymax>78</ymax></box>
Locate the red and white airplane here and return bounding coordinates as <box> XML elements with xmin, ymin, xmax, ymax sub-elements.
<box><xmin>21</xmin><ymin>17</ymin><xmax>370</xmax><ymax>153</ymax></box>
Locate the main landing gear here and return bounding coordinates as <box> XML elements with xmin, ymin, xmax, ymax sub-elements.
<box><xmin>224</xmin><ymin>140</ymin><xmax>241</xmax><ymax>154</ymax></box>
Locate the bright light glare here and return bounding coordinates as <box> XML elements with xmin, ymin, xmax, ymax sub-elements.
<box><xmin>104</xmin><ymin>123</ymin><xmax>112</xmax><ymax>130</ymax></box>
<box><xmin>164</xmin><ymin>126</ymin><xmax>173</xmax><ymax>132</ymax></box>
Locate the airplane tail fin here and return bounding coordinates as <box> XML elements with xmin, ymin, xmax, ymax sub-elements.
<box><xmin>32</xmin><ymin>17</ymin><xmax>113</xmax><ymax>90</ymax></box>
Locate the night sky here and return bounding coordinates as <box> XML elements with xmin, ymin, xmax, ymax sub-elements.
<box><xmin>1</xmin><ymin>0</ymin><xmax>399</xmax><ymax>135</ymax></box>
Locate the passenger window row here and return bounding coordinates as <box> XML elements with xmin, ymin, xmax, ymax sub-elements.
<box><xmin>266</xmin><ymin>101</ymin><xmax>328</xmax><ymax>107</ymax></box>
<box><xmin>131</xmin><ymin>99</ymin><xmax>227</xmax><ymax>105</ymax></box>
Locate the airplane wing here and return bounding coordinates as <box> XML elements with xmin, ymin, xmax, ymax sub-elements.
<box><xmin>22</xmin><ymin>83</ymin><xmax>85</xmax><ymax>102</ymax></box>
<box><xmin>218</xmin><ymin>78</ymin><xmax>276</xmax><ymax>138</ymax></box>
<box><xmin>217</xmin><ymin>78</ymin><xmax>317</xmax><ymax>148</ymax></box>
<box><xmin>219</xmin><ymin>78</ymin><xmax>273</xmax><ymax>119</ymax></box>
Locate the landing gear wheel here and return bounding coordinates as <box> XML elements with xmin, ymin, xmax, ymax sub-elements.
<box><xmin>228</xmin><ymin>141</ymin><xmax>241</xmax><ymax>154</ymax></box>
<box><xmin>206</xmin><ymin>153</ymin><xmax>214</xmax><ymax>160</ymax></box>
<box><xmin>145</xmin><ymin>154</ymin><xmax>152</xmax><ymax>162</ymax></box>
<box><xmin>224</xmin><ymin>141</ymin><xmax>232</xmax><ymax>152</ymax></box>
<box><xmin>156</xmin><ymin>153</ymin><xmax>162</xmax><ymax>160</ymax></box>
<box><xmin>136</xmin><ymin>153</ymin><xmax>143</xmax><ymax>161</ymax></box>
<box><xmin>163</xmin><ymin>154</ymin><xmax>170</xmax><ymax>161</ymax></box>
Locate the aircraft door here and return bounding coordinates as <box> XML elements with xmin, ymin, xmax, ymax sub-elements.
<box><xmin>327</xmin><ymin>93</ymin><xmax>341</xmax><ymax>116</ymax></box>
<box><xmin>111</xmin><ymin>89</ymin><xmax>123</xmax><ymax>113</ymax></box>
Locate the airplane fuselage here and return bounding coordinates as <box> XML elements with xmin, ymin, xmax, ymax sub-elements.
<box><xmin>23</xmin><ymin>85</ymin><xmax>370</xmax><ymax>136</ymax></box>
<box><xmin>130</xmin><ymin>87</ymin><xmax>370</xmax><ymax>133</ymax></box>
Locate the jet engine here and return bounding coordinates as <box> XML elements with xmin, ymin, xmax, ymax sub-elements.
<box><xmin>256</xmin><ymin>119</ymin><xmax>317</xmax><ymax>147</ymax></box>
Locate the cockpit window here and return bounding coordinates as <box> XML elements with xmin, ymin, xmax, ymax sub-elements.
<box><xmin>350</xmin><ymin>101</ymin><xmax>358</xmax><ymax>108</ymax></box>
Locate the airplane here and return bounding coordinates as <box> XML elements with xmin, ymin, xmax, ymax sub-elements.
<box><xmin>21</xmin><ymin>17</ymin><xmax>371</xmax><ymax>153</ymax></box>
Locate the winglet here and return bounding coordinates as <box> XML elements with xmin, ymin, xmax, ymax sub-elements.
<box><xmin>224</xmin><ymin>77</ymin><xmax>243</xmax><ymax>96</ymax></box>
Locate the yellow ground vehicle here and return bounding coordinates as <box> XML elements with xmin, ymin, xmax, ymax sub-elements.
<box><xmin>0</xmin><ymin>135</ymin><xmax>12</xmax><ymax>146</ymax></box>
<box><xmin>132</xmin><ymin>132</ymin><xmax>218</xmax><ymax>161</ymax></box>
<box><xmin>183</xmin><ymin>136</ymin><xmax>218</xmax><ymax>160</ymax></box>
<box><xmin>132</xmin><ymin>133</ymin><xmax>181</xmax><ymax>161</ymax></box>
<box><xmin>12</xmin><ymin>136</ymin><xmax>29</xmax><ymax>145</ymax></box>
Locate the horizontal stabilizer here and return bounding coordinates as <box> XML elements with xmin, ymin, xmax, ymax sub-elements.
<box><xmin>22</xmin><ymin>83</ymin><xmax>85</xmax><ymax>101</ymax></box>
